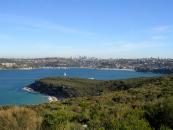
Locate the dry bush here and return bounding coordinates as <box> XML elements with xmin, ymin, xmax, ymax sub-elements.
<box><xmin>0</xmin><ymin>106</ymin><xmax>42</xmax><ymax>130</ymax></box>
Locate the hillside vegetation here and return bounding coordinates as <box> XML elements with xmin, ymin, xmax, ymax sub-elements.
<box><xmin>1</xmin><ymin>75</ymin><xmax>173</xmax><ymax>130</ymax></box>
<box><xmin>28</xmin><ymin>76</ymin><xmax>168</xmax><ymax>98</ymax></box>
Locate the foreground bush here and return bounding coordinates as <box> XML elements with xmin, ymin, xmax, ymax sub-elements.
<box><xmin>0</xmin><ymin>106</ymin><xmax>42</xmax><ymax>130</ymax></box>
<box><xmin>0</xmin><ymin>76</ymin><xmax>173</xmax><ymax>130</ymax></box>
<box><xmin>145</xmin><ymin>96</ymin><xmax>173</xmax><ymax>130</ymax></box>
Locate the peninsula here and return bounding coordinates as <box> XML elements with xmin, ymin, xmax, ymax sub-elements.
<box><xmin>1</xmin><ymin>75</ymin><xmax>173</xmax><ymax>130</ymax></box>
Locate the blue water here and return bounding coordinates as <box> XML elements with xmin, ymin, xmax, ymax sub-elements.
<box><xmin>0</xmin><ymin>68</ymin><xmax>160</xmax><ymax>105</ymax></box>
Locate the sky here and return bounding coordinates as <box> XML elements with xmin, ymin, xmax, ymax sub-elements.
<box><xmin>0</xmin><ymin>0</ymin><xmax>173</xmax><ymax>58</ymax></box>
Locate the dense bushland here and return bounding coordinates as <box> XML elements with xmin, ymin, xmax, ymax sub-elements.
<box><xmin>1</xmin><ymin>75</ymin><xmax>173</xmax><ymax>130</ymax></box>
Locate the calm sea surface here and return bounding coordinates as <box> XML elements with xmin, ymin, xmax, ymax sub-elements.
<box><xmin>0</xmin><ymin>68</ymin><xmax>160</xmax><ymax>105</ymax></box>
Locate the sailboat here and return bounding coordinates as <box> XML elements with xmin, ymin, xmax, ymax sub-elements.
<box><xmin>64</xmin><ymin>72</ymin><xmax>67</xmax><ymax>77</ymax></box>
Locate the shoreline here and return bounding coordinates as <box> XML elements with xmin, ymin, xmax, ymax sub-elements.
<box><xmin>0</xmin><ymin>67</ymin><xmax>135</xmax><ymax>71</ymax></box>
<box><xmin>22</xmin><ymin>87</ymin><xmax>37</xmax><ymax>93</ymax></box>
<box><xmin>23</xmin><ymin>87</ymin><xmax>58</xmax><ymax>103</ymax></box>
<box><xmin>48</xmin><ymin>96</ymin><xmax>58</xmax><ymax>102</ymax></box>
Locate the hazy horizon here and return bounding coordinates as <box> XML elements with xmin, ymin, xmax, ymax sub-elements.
<box><xmin>0</xmin><ymin>0</ymin><xmax>173</xmax><ymax>58</ymax></box>
<box><xmin>0</xmin><ymin>56</ymin><xmax>172</xmax><ymax>60</ymax></box>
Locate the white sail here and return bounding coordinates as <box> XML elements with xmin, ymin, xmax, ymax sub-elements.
<box><xmin>64</xmin><ymin>72</ymin><xmax>67</xmax><ymax>77</ymax></box>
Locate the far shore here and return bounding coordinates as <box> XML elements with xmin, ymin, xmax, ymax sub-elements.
<box><xmin>0</xmin><ymin>66</ymin><xmax>135</xmax><ymax>71</ymax></box>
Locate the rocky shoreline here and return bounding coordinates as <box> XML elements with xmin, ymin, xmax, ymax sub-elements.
<box><xmin>48</xmin><ymin>96</ymin><xmax>58</xmax><ymax>102</ymax></box>
<box><xmin>27</xmin><ymin>80</ymin><xmax>73</xmax><ymax>99</ymax></box>
<box><xmin>23</xmin><ymin>87</ymin><xmax>58</xmax><ymax>102</ymax></box>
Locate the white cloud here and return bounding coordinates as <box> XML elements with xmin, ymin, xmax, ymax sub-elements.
<box><xmin>152</xmin><ymin>35</ymin><xmax>165</xmax><ymax>40</ymax></box>
<box><xmin>99</xmin><ymin>40</ymin><xmax>165</xmax><ymax>53</ymax></box>
<box><xmin>0</xmin><ymin>34</ymin><xmax>12</xmax><ymax>40</ymax></box>
<box><xmin>116</xmin><ymin>41</ymin><xmax>162</xmax><ymax>51</ymax></box>
<box><xmin>80</xmin><ymin>40</ymin><xmax>166</xmax><ymax>58</ymax></box>
<box><xmin>0</xmin><ymin>14</ymin><xmax>95</xmax><ymax>36</ymax></box>
<box><xmin>152</xmin><ymin>25</ymin><xmax>170</xmax><ymax>33</ymax></box>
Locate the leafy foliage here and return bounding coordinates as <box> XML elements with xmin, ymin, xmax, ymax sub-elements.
<box><xmin>1</xmin><ymin>75</ymin><xmax>173</xmax><ymax>130</ymax></box>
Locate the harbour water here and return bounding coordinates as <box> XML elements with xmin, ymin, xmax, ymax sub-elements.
<box><xmin>0</xmin><ymin>68</ymin><xmax>160</xmax><ymax>105</ymax></box>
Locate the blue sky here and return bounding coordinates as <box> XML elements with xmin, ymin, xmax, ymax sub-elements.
<box><xmin>0</xmin><ymin>0</ymin><xmax>173</xmax><ymax>58</ymax></box>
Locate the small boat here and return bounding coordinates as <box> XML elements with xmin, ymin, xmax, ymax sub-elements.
<box><xmin>64</xmin><ymin>72</ymin><xmax>67</xmax><ymax>77</ymax></box>
<box><xmin>89</xmin><ymin>77</ymin><xmax>94</xmax><ymax>80</ymax></box>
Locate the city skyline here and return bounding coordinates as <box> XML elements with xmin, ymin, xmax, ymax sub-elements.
<box><xmin>0</xmin><ymin>0</ymin><xmax>173</xmax><ymax>58</ymax></box>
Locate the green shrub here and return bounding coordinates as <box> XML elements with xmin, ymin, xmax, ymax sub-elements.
<box><xmin>145</xmin><ymin>96</ymin><xmax>173</xmax><ymax>129</ymax></box>
<box><xmin>41</xmin><ymin>110</ymin><xmax>76</xmax><ymax>130</ymax></box>
<box><xmin>159</xmin><ymin>125</ymin><xmax>172</xmax><ymax>130</ymax></box>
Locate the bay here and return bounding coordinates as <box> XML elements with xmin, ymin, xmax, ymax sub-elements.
<box><xmin>0</xmin><ymin>68</ymin><xmax>160</xmax><ymax>105</ymax></box>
